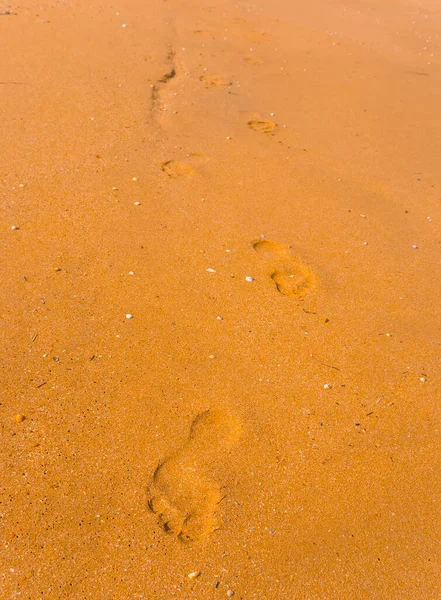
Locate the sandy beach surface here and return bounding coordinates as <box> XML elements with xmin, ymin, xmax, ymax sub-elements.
<box><xmin>1</xmin><ymin>0</ymin><xmax>440</xmax><ymax>598</ymax></box>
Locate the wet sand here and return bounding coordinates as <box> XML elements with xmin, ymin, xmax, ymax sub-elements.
<box><xmin>1</xmin><ymin>0</ymin><xmax>440</xmax><ymax>597</ymax></box>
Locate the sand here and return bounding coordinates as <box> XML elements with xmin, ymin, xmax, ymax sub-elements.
<box><xmin>1</xmin><ymin>0</ymin><xmax>440</xmax><ymax>597</ymax></box>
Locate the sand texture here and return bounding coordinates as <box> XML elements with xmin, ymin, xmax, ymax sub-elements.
<box><xmin>1</xmin><ymin>0</ymin><xmax>441</xmax><ymax>598</ymax></box>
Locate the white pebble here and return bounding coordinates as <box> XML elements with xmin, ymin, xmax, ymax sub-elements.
<box><xmin>412</xmin><ymin>244</ymin><xmax>418</xmax><ymax>249</ymax></box>
<box><xmin>187</xmin><ymin>571</ymin><xmax>200</xmax><ymax>580</ymax></box>
<box><xmin>209</xmin><ymin>354</ymin><xmax>215</xmax><ymax>359</ymax></box>
<box><xmin>225</xmin><ymin>249</ymin><xmax>232</xmax><ymax>253</ymax></box>
<box><xmin>245</xmin><ymin>276</ymin><xmax>254</xmax><ymax>282</ymax></box>
<box><xmin>125</xmin><ymin>314</ymin><xmax>133</xmax><ymax>319</ymax></box>
<box><xmin>419</xmin><ymin>377</ymin><xmax>426</xmax><ymax>382</ymax></box>
<box><xmin>207</xmin><ymin>268</ymin><xmax>216</xmax><ymax>273</ymax></box>
<box><xmin>128</xmin><ymin>271</ymin><xmax>135</xmax><ymax>275</ymax></box>
<box><xmin>122</xmin><ymin>23</ymin><xmax>128</xmax><ymax>27</ymax></box>
<box><xmin>227</xmin><ymin>592</ymin><xmax>235</xmax><ymax>597</ymax></box>
<box><xmin>134</xmin><ymin>201</ymin><xmax>141</xmax><ymax>206</ymax></box>
<box><xmin>323</xmin><ymin>383</ymin><xmax>332</xmax><ymax>390</ymax></box>
<box><xmin>11</xmin><ymin>225</ymin><xmax>20</xmax><ymax>230</ymax></box>
<box><xmin>216</xmin><ymin>316</ymin><xmax>223</xmax><ymax>320</ymax></box>
<box><xmin>132</xmin><ymin>177</ymin><xmax>137</xmax><ymax>181</ymax></box>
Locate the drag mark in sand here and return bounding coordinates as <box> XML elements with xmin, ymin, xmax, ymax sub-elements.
<box><xmin>151</xmin><ymin>46</ymin><xmax>179</xmax><ymax>121</ymax></box>
<box><xmin>253</xmin><ymin>239</ymin><xmax>316</xmax><ymax>298</ymax></box>
<box><xmin>147</xmin><ymin>410</ymin><xmax>242</xmax><ymax>544</ymax></box>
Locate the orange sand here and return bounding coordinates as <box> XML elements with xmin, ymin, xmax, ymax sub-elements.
<box><xmin>1</xmin><ymin>0</ymin><xmax>440</xmax><ymax>598</ymax></box>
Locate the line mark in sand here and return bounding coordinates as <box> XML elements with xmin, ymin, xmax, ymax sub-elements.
<box><xmin>151</xmin><ymin>46</ymin><xmax>179</xmax><ymax>122</ymax></box>
<box><xmin>147</xmin><ymin>409</ymin><xmax>242</xmax><ymax>544</ymax></box>
<box><xmin>158</xmin><ymin>63</ymin><xmax>176</xmax><ymax>84</ymax></box>
<box><xmin>253</xmin><ymin>239</ymin><xmax>317</xmax><ymax>298</ymax></box>
<box><xmin>247</xmin><ymin>119</ymin><xmax>276</xmax><ymax>134</ymax></box>
<box><xmin>161</xmin><ymin>160</ymin><xmax>195</xmax><ymax>178</ymax></box>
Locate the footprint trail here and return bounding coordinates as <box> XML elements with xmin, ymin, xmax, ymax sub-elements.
<box><xmin>254</xmin><ymin>239</ymin><xmax>317</xmax><ymax>298</ymax></box>
<box><xmin>147</xmin><ymin>410</ymin><xmax>242</xmax><ymax>543</ymax></box>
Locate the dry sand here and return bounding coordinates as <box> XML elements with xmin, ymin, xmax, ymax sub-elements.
<box><xmin>1</xmin><ymin>0</ymin><xmax>440</xmax><ymax>597</ymax></box>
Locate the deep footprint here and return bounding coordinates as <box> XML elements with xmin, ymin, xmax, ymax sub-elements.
<box><xmin>253</xmin><ymin>239</ymin><xmax>317</xmax><ymax>298</ymax></box>
<box><xmin>147</xmin><ymin>410</ymin><xmax>242</xmax><ymax>544</ymax></box>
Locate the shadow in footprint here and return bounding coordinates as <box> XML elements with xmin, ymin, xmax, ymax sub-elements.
<box><xmin>254</xmin><ymin>239</ymin><xmax>317</xmax><ymax>299</ymax></box>
<box><xmin>147</xmin><ymin>410</ymin><xmax>242</xmax><ymax>544</ymax></box>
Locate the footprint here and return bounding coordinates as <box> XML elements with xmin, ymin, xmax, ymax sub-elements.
<box><xmin>200</xmin><ymin>75</ymin><xmax>231</xmax><ymax>87</ymax></box>
<box><xmin>193</xmin><ymin>29</ymin><xmax>215</xmax><ymax>39</ymax></box>
<box><xmin>244</xmin><ymin>56</ymin><xmax>262</xmax><ymax>66</ymax></box>
<box><xmin>161</xmin><ymin>160</ymin><xmax>195</xmax><ymax>178</ymax></box>
<box><xmin>253</xmin><ymin>239</ymin><xmax>317</xmax><ymax>298</ymax></box>
<box><xmin>247</xmin><ymin>119</ymin><xmax>276</xmax><ymax>134</ymax></box>
<box><xmin>147</xmin><ymin>410</ymin><xmax>242</xmax><ymax>544</ymax></box>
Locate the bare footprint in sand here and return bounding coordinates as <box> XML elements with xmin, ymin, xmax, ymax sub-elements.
<box><xmin>244</xmin><ymin>56</ymin><xmax>262</xmax><ymax>66</ymax></box>
<box><xmin>161</xmin><ymin>160</ymin><xmax>195</xmax><ymax>178</ymax></box>
<box><xmin>147</xmin><ymin>410</ymin><xmax>242</xmax><ymax>544</ymax></box>
<box><xmin>200</xmin><ymin>75</ymin><xmax>232</xmax><ymax>87</ymax></box>
<box><xmin>253</xmin><ymin>239</ymin><xmax>317</xmax><ymax>298</ymax></box>
<box><xmin>248</xmin><ymin>119</ymin><xmax>276</xmax><ymax>134</ymax></box>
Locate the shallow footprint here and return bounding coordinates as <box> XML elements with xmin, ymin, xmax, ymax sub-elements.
<box><xmin>200</xmin><ymin>75</ymin><xmax>231</xmax><ymax>87</ymax></box>
<box><xmin>253</xmin><ymin>239</ymin><xmax>317</xmax><ymax>299</ymax></box>
<box><xmin>248</xmin><ymin>119</ymin><xmax>276</xmax><ymax>134</ymax></box>
<box><xmin>244</xmin><ymin>56</ymin><xmax>262</xmax><ymax>66</ymax></box>
<box><xmin>147</xmin><ymin>410</ymin><xmax>242</xmax><ymax>544</ymax></box>
<box><xmin>161</xmin><ymin>160</ymin><xmax>195</xmax><ymax>178</ymax></box>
